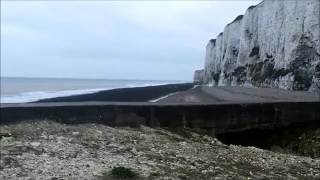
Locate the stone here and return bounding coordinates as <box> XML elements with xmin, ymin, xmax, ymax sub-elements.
<box><xmin>72</xmin><ymin>132</ymin><xmax>80</xmax><ymax>136</ymax></box>
<box><xmin>30</xmin><ymin>142</ymin><xmax>41</xmax><ymax>147</ymax></box>
<box><xmin>194</xmin><ymin>69</ymin><xmax>205</xmax><ymax>84</ymax></box>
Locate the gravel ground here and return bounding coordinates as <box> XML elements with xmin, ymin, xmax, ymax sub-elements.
<box><xmin>157</xmin><ymin>86</ymin><xmax>320</xmax><ymax>103</ymax></box>
<box><xmin>1</xmin><ymin>120</ymin><xmax>319</xmax><ymax>179</ymax></box>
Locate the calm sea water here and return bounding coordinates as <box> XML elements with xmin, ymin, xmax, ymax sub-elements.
<box><xmin>1</xmin><ymin>77</ymin><xmax>184</xmax><ymax>103</ymax></box>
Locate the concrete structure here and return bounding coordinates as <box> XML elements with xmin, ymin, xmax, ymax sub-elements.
<box><xmin>1</xmin><ymin>101</ymin><xmax>319</xmax><ymax>134</ymax></box>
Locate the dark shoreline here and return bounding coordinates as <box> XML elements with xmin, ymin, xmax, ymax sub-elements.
<box><xmin>36</xmin><ymin>83</ymin><xmax>194</xmax><ymax>103</ymax></box>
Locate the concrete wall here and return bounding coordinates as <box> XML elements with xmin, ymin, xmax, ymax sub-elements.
<box><xmin>1</xmin><ymin>102</ymin><xmax>319</xmax><ymax>134</ymax></box>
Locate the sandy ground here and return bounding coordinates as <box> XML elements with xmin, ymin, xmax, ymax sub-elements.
<box><xmin>156</xmin><ymin>86</ymin><xmax>320</xmax><ymax>103</ymax></box>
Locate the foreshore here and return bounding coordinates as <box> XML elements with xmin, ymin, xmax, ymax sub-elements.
<box><xmin>36</xmin><ymin>83</ymin><xmax>194</xmax><ymax>103</ymax></box>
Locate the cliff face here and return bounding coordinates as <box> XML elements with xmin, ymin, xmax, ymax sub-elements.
<box><xmin>193</xmin><ymin>69</ymin><xmax>205</xmax><ymax>83</ymax></box>
<box><xmin>196</xmin><ymin>0</ymin><xmax>320</xmax><ymax>91</ymax></box>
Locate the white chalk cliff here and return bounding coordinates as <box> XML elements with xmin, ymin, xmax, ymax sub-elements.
<box><xmin>194</xmin><ymin>0</ymin><xmax>320</xmax><ymax>91</ymax></box>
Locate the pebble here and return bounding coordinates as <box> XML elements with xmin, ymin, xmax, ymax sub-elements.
<box><xmin>1</xmin><ymin>121</ymin><xmax>319</xmax><ymax>179</ymax></box>
<box><xmin>72</xmin><ymin>132</ymin><xmax>80</xmax><ymax>136</ymax></box>
<box><xmin>30</xmin><ymin>142</ymin><xmax>41</xmax><ymax>147</ymax></box>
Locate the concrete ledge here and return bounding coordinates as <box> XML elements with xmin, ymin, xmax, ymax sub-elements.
<box><xmin>1</xmin><ymin>102</ymin><xmax>320</xmax><ymax>134</ymax></box>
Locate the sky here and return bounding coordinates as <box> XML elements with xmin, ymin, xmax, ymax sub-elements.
<box><xmin>1</xmin><ymin>1</ymin><xmax>260</xmax><ymax>81</ymax></box>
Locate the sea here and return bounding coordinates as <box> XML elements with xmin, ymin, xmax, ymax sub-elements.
<box><xmin>1</xmin><ymin>77</ymin><xmax>185</xmax><ymax>103</ymax></box>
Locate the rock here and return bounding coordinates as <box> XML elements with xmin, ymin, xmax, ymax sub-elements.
<box><xmin>1</xmin><ymin>137</ymin><xmax>14</xmax><ymax>143</ymax></box>
<box><xmin>0</xmin><ymin>132</ymin><xmax>12</xmax><ymax>139</ymax></box>
<box><xmin>194</xmin><ymin>70</ymin><xmax>205</xmax><ymax>84</ymax></box>
<box><xmin>40</xmin><ymin>134</ymin><xmax>48</xmax><ymax>139</ymax></box>
<box><xmin>195</xmin><ymin>0</ymin><xmax>320</xmax><ymax>91</ymax></box>
<box><xmin>72</xmin><ymin>132</ymin><xmax>80</xmax><ymax>136</ymax></box>
<box><xmin>30</xmin><ymin>142</ymin><xmax>41</xmax><ymax>147</ymax></box>
<box><xmin>56</xmin><ymin>136</ymin><xmax>66</xmax><ymax>143</ymax></box>
<box><xmin>1</xmin><ymin>120</ymin><xmax>320</xmax><ymax>179</ymax></box>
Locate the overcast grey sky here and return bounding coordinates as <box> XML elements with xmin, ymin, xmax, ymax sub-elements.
<box><xmin>1</xmin><ymin>1</ymin><xmax>260</xmax><ymax>81</ymax></box>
